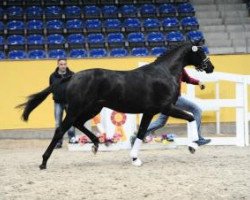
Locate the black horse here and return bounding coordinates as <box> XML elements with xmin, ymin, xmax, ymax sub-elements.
<box><xmin>17</xmin><ymin>43</ymin><xmax>214</xmax><ymax>169</ymax></box>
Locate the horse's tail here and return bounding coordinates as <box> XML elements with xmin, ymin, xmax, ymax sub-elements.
<box><xmin>16</xmin><ymin>76</ymin><xmax>72</xmax><ymax>121</ymax></box>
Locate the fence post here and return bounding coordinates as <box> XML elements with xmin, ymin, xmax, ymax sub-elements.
<box><xmin>243</xmin><ymin>78</ymin><xmax>249</xmax><ymax>146</ymax></box>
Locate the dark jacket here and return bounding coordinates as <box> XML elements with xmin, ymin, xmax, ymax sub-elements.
<box><xmin>49</xmin><ymin>67</ymin><xmax>74</xmax><ymax>103</ymax></box>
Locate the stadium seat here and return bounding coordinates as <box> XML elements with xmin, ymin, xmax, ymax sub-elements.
<box><xmin>65</xmin><ymin>6</ymin><xmax>82</xmax><ymax>19</ymax></box>
<box><xmin>26</xmin><ymin>6</ymin><xmax>43</xmax><ymax>20</ymax></box>
<box><xmin>128</xmin><ymin>32</ymin><xmax>145</xmax><ymax>47</ymax></box>
<box><xmin>0</xmin><ymin>36</ymin><xmax>4</xmax><ymax>51</ymax></box>
<box><xmin>181</xmin><ymin>17</ymin><xmax>199</xmax><ymax>31</ymax></box>
<box><xmin>110</xmin><ymin>48</ymin><xmax>128</xmax><ymax>57</ymax></box>
<box><xmin>27</xmin><ymin>20</ymin><xmax>44</xmax><ymax>35</ymax></box>
<box><xmin>0</xmin><ymin>51</ymin><xmax>5</xmax><ymax>59</ymax></box>
<box><xmin>27</xmin><ymin>34</ymin><xmax>45</xmax><ymax>50</ymax></box>
<box><xmin>177</xmin><ymin>3</ymin><xmax>195</xmax><ymax>17</ymax></box>
<box><xmin>45</xmin><ymin>6</ymin><xmax>62</xmax><ymax>20</ymax></box>
<box><xmin>131</xmin><ymin>47</ymin><xmax>149</xmax><ymax>57</ymax></box>
<box><xmin>7</xmin><ymin>35</ymin><xmax>25</xmax><ymax>50</ymax></box>
<box><xmin>87</xmin><ymin>33</ymin><xmax>105</xmax><ymax>48</ymax></box>
<box><xmin>102</xmin><ymin>5</ymin><xmax>118</xmax><ymax>18</ymax></box>
<box><xmin>151</xmin><ymin>46</ymin><xmax>168</xmax><ymax>56</ymax></box>
<box><xmin>66</xmin><ymin>19</ymin><xmax>84</xmax><ymax>34</ymax></box>
<box><xmin>103</xmin><ymin>19</ymin><xmax>122</xmax><ymax>33</ymax></box>
<box><xmin>48</xmin><ymin>49</ymin><xmax>66</xmax><ymax>59</ymax></box>
<box><xmin>28</xmin><ymin>49</ymin><xmax>46</xmax><ymax>59</ymax></box>
<box><xmin>46</xmin><ymin>20</ymin><xmax>64</xmax><ymax>34</ymax></box>
<box><xmin>85</xmin><ymin>19</ymin><xmax>102</xmax><ymax>33</ymax></box>
<box><xmin>0</xmin><ymin>22</ymin><xmax>4</xmax><ymax>35</ymax></box>
<box><xmin>120</xmin><ymin>5</ymin><xmax>137</xmax><ymax>18</ymax></box>
<box><xmin>67</xmin><ymin>34</ymin><xmax>85</xmax><ymax>49</ymax></box>
<box><xmin>143</xmin><ymin>18</ymin><xmax>161</xmax><ymax>32</ymax></box>
<box><xmin>186</xmin><ymin>30</ymin><xmax>205</xmax><ymax>45</ymax></box>
<box><xmin>89</xmin><ymin>48</ymin><xmax>107</xmax><ymax>58</ymax></box>
<box><xmin>7</xmin><ymin>6</ymin><xmax>24</xmax><ymax>20</ymax></box>
<box><xmin>202</xmin><ymin>45</ymin><xmax>209</xmax><ymax>54</ymax></box>
<box><xmin>7</xmin><ymin>20</ymin><xmax>25</xmax><ymax>35</ymax></box>
<box><xmin>124</xmin><ymin>18</ymin><xmax>141</xmax><ymax>32</ymax></box>
<box><xmin>158</xmin><ymin>4</ymin><xmax>176</xmax><ymax>17</ymax></box>
<box><xmin>83</xmin><ymin>6</ymin><xmax>101</xmax><ymax>19</ymax></box>
<box><xmin>8</xmin><ymin>50</ymin><xmax>26</xmax><ymax>59</ymax></box>
<box><xmin>47</xmin><ymin>34</ymin><xmax>65</xmax><ymax>49</ymax></box>
<box><xmin>147</xmin><ymin>32</ymin><xmax>165</xmax><ymax>47</ymax></box>
<box><xmin>162</xmin><ymin>17</ymin><xmax>180</xmax><ymax>31</ymax></box>
<box><xmin>107</xmin><ymin>33</ymin><xmax>125</xmax><ymax>48</ymax></box>
<box><xmin>166</xmin><ymin>31</ymin><xmax>185</xmax><ymax>47</ymax></box>
<box><xmin>139</xmin><ymin>4</ymin><xmax>156</xmax><ymax>18</ymax></box>
<box><xmin>69</xmin><ymin>49</ymin><xmax>87</xmax><ymax>58</ymax></box>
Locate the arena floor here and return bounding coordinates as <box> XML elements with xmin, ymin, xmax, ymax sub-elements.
<box><xmin>0</xmin><ymin>139</ymin><xmax>250</xmax><ymax>200</ymax></box>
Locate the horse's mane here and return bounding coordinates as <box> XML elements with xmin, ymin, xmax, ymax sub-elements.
<box><xmin>150</xmin><ymin>42</ymin><xmax>192</xmax><ymax>66</ymax></box>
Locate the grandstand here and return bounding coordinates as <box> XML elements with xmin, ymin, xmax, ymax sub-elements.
<box><xmin>0</xmin><ymin>0</ymin><xmax>249</xmax><ymax>59</ymax></box>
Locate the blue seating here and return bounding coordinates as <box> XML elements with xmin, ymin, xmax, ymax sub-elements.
<box><xmin>83</xmin><ymin>6</ymin><xmax>101</xmax><ymax>18</ymax></box>
<box><xmin>89</xmin><ymin>48</ymin><xmax>107</xmax><ymax>58</ymax></box>
<box><xmin>104</xmin><ymin>19</ymin><xmax>122</xmax><ymax>32</ymax></box>
<box><xmin>124</xmin><ymin>18</ymin><xmax>141</xmax><ymax>32</ymax></box>
<box><xmin>85</xmin><ymin>19</ymin><xmax>102</xmax><ymax>33</ymax></box>
<box><xmin>48</xmin><ymin>49</ymin><xmax>66</xmax><ymax>59</ymax></box>
<box><xmin>46</xmin><ymin>20</ymin><xmax>64</xmax><ymax>34</ymax></box>
<box><xmin>139</xmin><ymin>4</ymin><xmax>156</xmax><ymax>17</ymax></box>
<box><xmin>202</xmin><ymin>46</ymin><xmax>209</xmax><ymax>54</ymax></box>
<box><xmin>27</xmin><ymin>20</ymin><xmax>44</xmax><ymax>35</ymax></box>
<box><xmin>128</xmin><ymin>32</ymin><xmax>145</xmax><ymax>47</ymax></box>
<box><xmin>66</xmin><ymin>19</ymin><xmax>84</xmax><ymax>34</ymax></box>
<box><xmin>0</xmin><ymin>51</ymin><xmax>5</xmax><ymax>59</ymax></box>
<box><xmin>47</xmin><ymin>34</ymin><xmax>65</xmax><ymax>49</ymax></box>
<box><xmin>159</xmin><ymin>4</ymin><xmax>176</xmax><ymax>17</ymax></box>
<box><xmin>45</xmin><ymin>6</ymin><xmax>62</xmax><ymax>19</ymax></box>
<box><xmin>27</xmin><ymin>34</ymin><xmax>45</xmax><ymax>50</ymax></box>
<box><xmin>131</xmin><ymin>47</ymin><xmax>149</xmax><ymax>57</ymax></box>
<box><xmin>143</xmin><ymin>18</ymin><xmax>161</xmax><ymax>32</ymax></box>
<box><xmin>26</xmin><ymin>6</ymin><xmax>43</xmax><ymax>20</ymax></box>
<box><xmin>87</xmin><ymin>33</ymin><xmax>105</xmax><ymax>48</ymax></box>
<box><xmin>7</xmin><ymin>20</ymin><xmax>25</xmax><ymax>34</ymax></box>
<box><xmin>7</xmin><ymin>35</ymin><xmax>25</xmax><ymax>50</ymax></box>
<box><xmin>67</xmin><ymin>34</ymin><xmax>85</xmax><ymax>49</ymax></box>
<box><xmin>177</xmin><ymin>3</ymin><xmax>195</xmax><ymax>17</ymax></box>
<box><xmin>107</xmin><ymin>33</ymin><xmax>125</xmax><ymax>47</ymax></box>
<box><xmin>147</xmin><ymin>32</ymin><xmax>165</xmax><ymax>47</ymax></box>
<box><xmin>186</xmin><ymin>30</ymin><xmax>204</xmax><ymax>44</ymax></box>
<box><xmin>8</xmin><ymin>50</ymin><xmax>26</xmax><ymax>59</ymax></box>
<box><xmin>120</xmin><ymin>5</ymin><xmax>137</xmax><ymax>18</ymax></box>
<box><xmin>110</xmin><ymin>48</ymin><xmax>128</xmax><ymax>57</ymax></box>
<box><xmin>166</xmin><ymin>31</ymin><xmax>185</xmax><ymax>47</ymax></box>
<box><xmin>162</xmin><ymin>17</ymin><xmax>180</xmax><ymax>31</ymax></box>
<box><xmin>7</xmin><ymin>6</ymin><xmax>23</xmax><ymax>19</ymax></box>
<box><xmin>0</xmin><ymin>36</ymin><xmax>4</xmax><ymax>46</ymax></box>
<box><xmin>69</xmin><ymin>49</ymin><xmax>87</xmax><ymax>58</ymax></box>
<box><xmin>28</xmin><ymin>49</ymin><xmax>46</xmax><ymax>59</ymax></box>
<box><xmin>181</xmin><ymin>17</ymin><xmax>199</xmax><ymax>31</ymax></box>
<box><xmin>151</xmin><ymin>47</ymin><xmax>168</xmax><ymax>56</ymax></box>
<box><xmin>65</xmin><ymin>6</ymin><xmax>81</xmax><ymax>19</ymax></box>
<box><xmin>102</xmin><ymin>5</ymin><xmax>118</xmax><ymax>18</ymax></box>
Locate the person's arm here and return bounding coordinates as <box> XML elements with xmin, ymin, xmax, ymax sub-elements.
<box><xmin>49</xmin><ymin>74</ymin><xmax>53</xmax><ymax>86</ymax></box>
<box><xmin>182</xmin><ymin>69</ymin><xmax>205</xmax><ymax>90</ymax></box>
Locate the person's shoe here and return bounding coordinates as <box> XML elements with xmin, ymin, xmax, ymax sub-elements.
<box><xmin>69</xmin><ymin>137</ymin><xmax>78</xmax><ymax>144</ymax></box>
<box><xmin>195</xmin><ymin>138</ymin><xmax>211</xmax><ymax>146</ymax></box>
<box><xmin>55</xmin><ymin>143</ymin><xmax>62</xmax><ymax>149</ymax></box>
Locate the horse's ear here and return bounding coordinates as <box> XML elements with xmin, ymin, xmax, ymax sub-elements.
<box><xmin>192</xmin><ymin>46</ymin><xmax>198</xmax><ymax>52</ymax></box>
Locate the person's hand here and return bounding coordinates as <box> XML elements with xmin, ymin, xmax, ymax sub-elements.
<box><xmin>199</xmin><ymin>82</ymin><xmax>205</xmax><ymax>90</ymax></box>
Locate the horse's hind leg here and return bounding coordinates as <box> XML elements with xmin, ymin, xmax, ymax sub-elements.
<box><xmin>130</xmin><ymin>113</ymin><xmax>153</xmax><ymax>166</ymax></box>
<box><xmin>39</xmin><ymin>111</ymin><xmax>78</xmax><ymax>170</ymax></box>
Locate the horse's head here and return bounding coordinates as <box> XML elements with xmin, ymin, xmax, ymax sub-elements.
<box><xmin>187</xmin><ymin>45</ymin><xmax>214</xmax><ymax>73</ymax></box>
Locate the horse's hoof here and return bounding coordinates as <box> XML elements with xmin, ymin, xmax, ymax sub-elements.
<box><xmin>91</xmin><ymin>145</ymin><xmax>98</xmax><ymax>155</ymax></box>
<box><xmin>131</xmin><ymin>158</ymin><xmax>142</xmax><ymax>167</ymax></box>
<box><xmin>39</xmin><ymin>164</ymin><xmax>46</xmax><ymax>170</ymax></box>
<box><xmin>188</xmin><ymin>146</ymin><xmax>196</xmax><ymax>154</ymax></box>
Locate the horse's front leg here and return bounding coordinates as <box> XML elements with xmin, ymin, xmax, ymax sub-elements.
<box><xmin>130</xmin><ymin>113</ymin><xmax>153</xmax><ymax>166</ymax></box>
<box><xmin>165</xmin><ymin>105</ymin><xmax>199</xmax><ymax>153</ymax></box>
